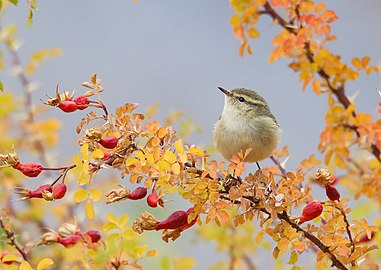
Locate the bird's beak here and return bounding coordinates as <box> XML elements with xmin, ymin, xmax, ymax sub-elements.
<box><xmin>218</xmin><ymin>87</ymin><xmax>232</xmax><ymax>97</ymax></box>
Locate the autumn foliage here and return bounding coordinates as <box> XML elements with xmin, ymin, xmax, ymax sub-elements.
<box><xmin>0</xmin><ymin>1</ymin><xmax>380</xmax><ymax>270</ymax></box>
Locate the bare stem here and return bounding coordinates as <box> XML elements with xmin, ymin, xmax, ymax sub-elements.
<box><xmin>270</xmin><ymin>155</ymin><xmax>287</xmax><ymax>178</ymax></box>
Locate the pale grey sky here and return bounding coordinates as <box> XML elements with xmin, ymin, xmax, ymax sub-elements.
<box><xmin>2</xmin><ymin>1</ymin><xmax>381</xmax><ymax>269</ymax></box>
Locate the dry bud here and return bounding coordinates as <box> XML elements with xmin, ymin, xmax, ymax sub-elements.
<box><xmin>43</xmin><ymin>82</ymin><xmax>75</xmax><ymax>106</ymax></box>
<box><xmin>58</xmin><ymin>222</ymin><xmax>79</xmax><ymax>238</ymax></box>
<box><xmin>132</xmin><ymin>212</ymin><xmax>158</xmax><ymax>234</ymax></box>
<box><xmin>14</xmin><ymin>184</ymin><xmax>53</xmax><ymax>201</ymax></box>
<box><xmin>0</xmin><ymin>152</ymin><xmax>19</xmax><ymax>167</ymax></box>
<box><xmin>105</xmin><ymin>185</ymin><xmax>130</xmax><ymax>204</ymax></box>
<box><xmin>38</xmin><ymin>231</ymin><xmax>59</xmax><ymax>245</ymax></box>
<box><xmin>315</xmin><ymin>168</ymin><xmax>334</xmax><ymax>186</ymax></box>
<box><xmin>161</xmin><ymin>229</ymin><xmax>182</xmax><ymax>243</ymax></box>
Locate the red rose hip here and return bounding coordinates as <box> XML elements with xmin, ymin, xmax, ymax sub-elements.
<box><xmin>299</xmin><ymin>201</ymin><xmax>323</xmax><ymax>224</ymax></box>
<box><xmin>99</xmin><ymin>136</ymin><xmax>119</xmax><ymax>149</ymax></box>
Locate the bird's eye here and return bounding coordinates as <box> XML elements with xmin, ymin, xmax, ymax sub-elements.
<box><xmin>238</xmin><ymin>97</ymin><xmax>245</xmax><ymax>102</ymax></box>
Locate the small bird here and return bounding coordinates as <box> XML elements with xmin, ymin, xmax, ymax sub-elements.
<box><xmin>213</xmin><ymin>87</ymin><xmax>281</xmax><ymax>169</ymax></box>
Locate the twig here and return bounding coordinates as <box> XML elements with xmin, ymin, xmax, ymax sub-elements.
<box><xmin>260</xmin><ymin>1</ymin><xmax>381</xmax><ymax>163</ymax></box>
<box><xmin>275</xmin><ymin>211</ymin><xmax>348</xmax><ymax>270</ymax></box>
<box><xmin>335</xmin><ymin>203</ymin><xmax>356</xmax><ymax>256</ymax></box>
<box><xmin>0</xmin><ymin>218</ymin><xmax>29</xmax><ymax>262</ymax></box>
<box><xmin>270</xmin><ymin>155</ymin><xmax>287</xmax><ymax>178</ymax></box>
<box><xmin>242</xmin><ymin>254</ymin><xmax>257</xmax><ymax>270</ymax></box>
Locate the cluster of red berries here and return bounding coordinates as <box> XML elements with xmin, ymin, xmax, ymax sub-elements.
<box><xmin>298</xmin><ymin>176</ymin><xmax>341</xmax><ymax>224</ymax></box>
<box><xmin>58</xmin><ymin>95</ymin><xmax>90</xmax><ymax>113</ymax></box>
<box><xmin>57</xmin><ymin>230</ymin><xmax>101</xmax><ymax>247</ymax></box>
<box><xmin>15</xmin><ymin>183</ymin><xmax>67</xmax><ymax>201</ymax></box>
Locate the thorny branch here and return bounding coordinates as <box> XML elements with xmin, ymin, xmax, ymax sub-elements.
<box><xmin>185</xmin><ymin>161</ymin><xmax>349</xmax><ymax>270</ymax></box>
<box><xmin>260</xmin><ymin>1</ymin><xmax>381</xmax><ymax>163</ymax></box>
<box><xmin>0</xmin><ymin>217</ymin><xmax>29</xmax><ymax>262</ymax></box>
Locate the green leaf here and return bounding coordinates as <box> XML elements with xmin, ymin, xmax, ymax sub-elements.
<box><xmin>8</xmin><ymin>0</ymin><xmax>18</xmax><ymax>5</ymax></box>
<box><xmin>0</xmin><ymin>1</ymin><xmax>2</xmax><ymax>11</ymax></box>
<box><xmin>160</xmin><ymin>256</ymin><xmax>171</xmax><ymax>270</ymax></box>
<box><xmin>118</xmin><ymin>214</ymin><xmax>129</xmax><ymax>227</ymax></box>
<box><xmin>28</xmin><ymin>8</ymin><xmax>33</xmax><ymax>27</ymax></box>
<box><xmin>30</xmin><ymin>0</ymin><xmax>37</xmax><ymax>9</ymax></box>
<box><xmin>103</xmin><ymin>222</ymin><xmax>118</xmax><ymax>231</ymax></box>
<box><xmin>174</xmin><ymin>257</ymin><xmax>197</xmax><ymax>270</ymax></box>
<box><xmin>288</xmin><ymin>251</ymin><xmax>298</xmax><ymax>265</ymax></box>
<box><xmin>0</xmin><ymin>81</ymin><xmax>3</xmax><ymax>92</ymax></box>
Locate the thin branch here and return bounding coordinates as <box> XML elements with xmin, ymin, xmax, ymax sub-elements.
<box><xmin>260</xmin><ymin>1</ymin><xmax>381</xmax><ymax>163</ymax></box>
<box><xmin>242</xmin><ymin>254</ymin><xmax>257</xmax><ymax>270</ymax></box>
<box><xmin>335</xmin><ymin>204</ymin><xmax>356</xmax><ymax>256</ymax></box>
<box><xmin>0</xmin><ymin>218</ymin><xmax>29</xmax><ymax>262</ymax></box>
<box><xmin>275</xmin><ymin>211</ymin><xmax>349</xmax><ymax>270</ymax></box>
<box><xmin>270</xmin><ymin>155</ymin><xmax>287</xmax><ymax>178</ymax></box>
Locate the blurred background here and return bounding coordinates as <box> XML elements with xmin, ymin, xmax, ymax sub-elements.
<box><xmin>1</xmin><ymin>0</ymin><xmax>381</xmax><ymax>269</ymax></box>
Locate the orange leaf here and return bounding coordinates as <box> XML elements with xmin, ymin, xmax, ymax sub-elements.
<box><xmin>217</xmin><ymin>210</ymin><xmax>230</xmax><ymax>223</ymax></box>
<box><xmin>278</xmin><ymin>238</ymin><xmax>290</xmax><ymax>251</ymax></box>
<box><xmin>312</xmin><ymin>79</ymin><xmax>321</xmax><ymax>95</ymax></box>
<box><xmin>233</xmin><ymin>25</ymin><xmax>245</xmax><ymax>40</ymax></box>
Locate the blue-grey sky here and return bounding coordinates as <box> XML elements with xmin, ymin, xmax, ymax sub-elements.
<box><xmin>2</xmin><ymin>1</ymin><xmax>381</xmax><ymax>269</ymax></box>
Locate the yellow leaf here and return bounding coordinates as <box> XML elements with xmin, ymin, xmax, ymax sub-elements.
<box><xmin>91</xmin><ymin>149</ymin><xmax>104</xmax><ymax>159</ymax></box>
<box><xmin>81</xmin><ymin>143</ymin><xmax>89</xmax><ymax>160</ymax></box>
<box><xmin>188</xmin><ymin>147</ymin><xmax>204</xmax><ymax>157</ymax></box>
<box><xmin>74</xmin><ymin>189</ymin><xmax>89</xmax><ymax>203</ymax></box>
<box><xmin>256</xmin><ymin>230</ymin><xmax>266</xmax><ymax>243</ymax></box>
<box><xmin>174</xmin><ymin>139</ymin><xmax>184</xmax><ymax>154</ymax></box>
<box><xmin>173</xmin><ymin>257</ymin><xmax>197</xmax><ymax>270</ymax></box>
<box><xmin>118</xmin><ymin>214</ymin><xmax>129</xmax><ymax>227</ymax></box>
<box><xmin>85</xmin><ymin>200</ymin><xmax>95</xmax><ymax>220</ymax></box>
<box><xmin>179</xmin><ymin>153</ymin><xmax>188</xmax><ymax>163</ymax></box>
<box><xmin>248</xmin><ymin>28</ymin><xmax>259</xmax><ymax>39</ymax></box>
<box><xmin>146</xmin><ymin>153</ymin><xmax>155</xmax><ymax>166</ymax></box>
<box><xmin>230</xmin><ymin>15</ymin><xmax>240</xmax><ymax>25</ymax></box>
<box><xmin>135</xmin><ymin>150</ymin><xmax>145</xmax><ymax>161</ymax></box>
<box><xmin>126</xmin><ymin>157</ymin><xmax>139</xmax><ymax>166</ymax></box>
<box><xmin>334</xmin><ymin>154</ymin><xmax>346</xmax><ymax>169</ymax></box>
<box><xmin>89</xmin><ymin>188</ymin><xmax>102</xmax><ymax>202</ymax></box>
<box><xmin>352</xmin><ymin>57</ymin><xmax>361</xmax><ymax>69</ymax></box>
<box><xmin>165</xmin><ymin>183</ymin><xmax>175</xmax><ymax>194</ymax></box>
<box><xmin>20</xmin><ymin>261</ymin><xmax>33</xmax><ymax>270</ymax></box>
<box><xmin>78</xmin><ymin>162</ymin><xmax>90</xmax><ymax>185</ymax></box>
<box><xmin>106</xmin><ymin>212</ymin><xmax>118</xmax><ymax>223</ymax></box>
<box><xmin>157</xmin><ymin>174</ymin><xmax>171</xmax><ymax>186</ymax></box>
<box><xmin>157</xmin><ymin>160</ymin><xmax>170</xmax><ymax>171</ymax></box>
<box><xmin>2</xmin><ymin>253</ymin><xmax>17</xmax><ymax>263</ymax></box>
<box><xmin>163</xmin><ymin>151</ymin><xmax>177</xmax><ymax>164</ymax></box>
<box><xmin>172</xmin><ymin>162</ymin><xmax>181</xmax><ymax>175</ymax></box>
<box><xmin>37</xmin><ymin>258</ymin><xmax>54</xmax><ymax>270</ymax></box>
<box><xmin>362</xmin><ymin>56</ymin><xmax>370</xmax><ymax>67</ymax></box>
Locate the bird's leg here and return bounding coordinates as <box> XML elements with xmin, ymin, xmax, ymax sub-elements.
<box><xmin>256</xmin><ymin>162</ymin><xmax>262</xmax><ymax>171</ymax></box>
